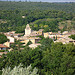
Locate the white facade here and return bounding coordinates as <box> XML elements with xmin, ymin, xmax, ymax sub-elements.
<box><xmin>7</xmin><ymin>36</ymin><xmax>14</xmax><ymax>43</ymax></box>
<box><xmin>25</xmin><ymin>24</ymin><xmax>31</xmax><ymax>35</ymax></box>
<box><xmin>62</xmin><ymin>31</ymin><xmax>68</xmax><ymax>34</ymax></box>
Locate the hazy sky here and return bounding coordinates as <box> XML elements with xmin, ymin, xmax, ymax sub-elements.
<box><xmin>2</xmin><ymin>0</ymin><xmax>75</xmax><ymax>2</ymax></box>
<box><xmin>32</xmin><ymin>0</ymin><xmax>75</xmax><ymax>2</ymax></box>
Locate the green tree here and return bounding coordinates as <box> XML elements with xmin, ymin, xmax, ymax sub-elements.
<box><xmin>0</xmin><ymin>34</ymin><xmax>8</xmax><ymax>44</ymax></box>
<box><xmin>40</xmin><ymin>37</ymin><xmax>53</xmax><ymax>50</ymax></box>
<box><xmin>69</xmin><ymin>34</ymin><xmax>75</xmax><ymax>40</ymax></box>
<box><xmin>26</xmin><ymin>40</ymin><xmax>32</xmax><ymax>46</ymax></box>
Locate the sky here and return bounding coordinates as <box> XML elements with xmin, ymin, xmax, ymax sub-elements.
<box><xmin>1</xmin><ymin>0</ymin><xmax>75</xmax><ymax>2</ymax></box>
<box><xmin>31</xmin><ymin>0</ymin><xmax>75</xmax><ymax>2</ymax></box>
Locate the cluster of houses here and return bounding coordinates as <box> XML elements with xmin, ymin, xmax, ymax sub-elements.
<box><xmin>0</xmin><ymin>24</ymin><xmax>43</xmax><ymax>54</ymax></box>
<box><xmin>44</xmin><ymin>30</ymin><xmax>75</xmax><ymax>44</ymax></box>
<box><xmin>0</xmin><ymin>24</ymin><xmax>75</xmax><ymax>57</ymax></box>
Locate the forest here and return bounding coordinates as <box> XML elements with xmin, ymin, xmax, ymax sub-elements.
<box><xmin>0</xmin><ymin>38</ymin><xmax>75</xmax><ymax>75</ymax></box>
<box><xmin>0</xmin><ymin>1</ymin><xmax>75</xmax><ymax>33</ymax></box>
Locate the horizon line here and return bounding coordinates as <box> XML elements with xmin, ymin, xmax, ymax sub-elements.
<box><xmin>0</xmin><ymin>0</ymin><xmax>75</xmax><ymax>3</ymax></box>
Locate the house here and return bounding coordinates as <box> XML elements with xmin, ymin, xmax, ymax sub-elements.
<box><xmin>44</xmin><ymin>32</ymin><xmax>62</xmax><ymax>40</ymax></box>
<box><xmin>29</xmin><ymin>43</ymin><xmax>41</xmax><ymax>49</ymax></box>
<box><xmin>62</xmin><ymin>31</ymin><xmax>68</xmax><ymax>34</ymax></box>
<box><xmin>13</xmin><ymin>33</ymin><xmax>24</xmax><ymax>38</ymax></box>
<box><xmin>22</xmin><ymin>16</ymin><xmax>25</xmax><ymax>18</ymax></box>
<box><xmin>4</xmin><ymin>31</ymin><xmax>16</xmax><ymax>36</ymax></box>
<box><xmin>0</xmin><ymin>44</ymin><xmax>9</xmax><ymax>50</ymax></box>
<box><xmin>0</xmin><ymin>52</ymin><xmax>7</xmax><ymax>55</ymax></box>
<box><xmin>19</xmin><ymin>36</ymin><xmax>41</xmax><ymax>44</ymax></box>
<box><xmin>7</xmin><ymin>36</ymin><xmax>15</xmax><ymax>43</ymax></box>
<box><xmin>44</xmin><ymin>32</ymin><xmax>49</xmax><ymax>38</ymax></box>
<box><xmin>4</xmin><ymin>41</ymin><xmax>10</xmax><ymax>47</ymax></box>
<box><xmin>54</xmin><ymin>36</ymin><xmax>75</xmax><ymax>44</ymax></box>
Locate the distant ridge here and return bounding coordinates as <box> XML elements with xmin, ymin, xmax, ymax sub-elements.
<box><xmin>0</xmin><ymin>1</ymin><xmax>75</xmax><ymax>13</ymax></box>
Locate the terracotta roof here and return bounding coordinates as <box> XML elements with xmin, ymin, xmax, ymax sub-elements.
<box><xmin>13</xmin><ymin>33</ymin><xmax>24</xmax><ymax>36</ymax></box>
<box><xmin>30</xmin><ymin>33</ymin><xmax>39</xmax><ymax>36</ymax></box>
<box><xmin>64</xmin><ymin>32</ymin><xmax>75</xmax><ymax>35</ymax></box>
<box><xmin>39</xmin><ymin>29</ymin><xmax>44</xmax><ymax>31</ymax></box>
<box><xmin>0</xmin><ymin>52</ymin><xmax>7</xmax><ymax>55</ymax></box>
<box><xmin>19</xmin><ymin>36</ymin><xmax>41</xmax><ymax>40</ymax></box>
<box><xmin>0</xmin><ymin>44</ymin><xmax>9</xmax><ymax>48</ymax></box>
<box><xmin>51</xmin><ymin>33</ymin><xmax>60</xmax><ymax>35</ymax></box>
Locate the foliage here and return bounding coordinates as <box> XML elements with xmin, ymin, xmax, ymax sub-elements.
<box><xmin>31</xmin><ymin>18</ymin><xmax>60</xmax><ymax>32</ymax></box>
<box><xmin>0</xmin><ymin>38</ymin><xmax>75</xmax><ymax>75</ymax></box>
<box><xmin>2</xmin><ymin>64</ymin><xmax>39</xmax><ymax>75</ymax></box>
<box><xmin>0</xmin><ymin>2</ymin><xmax>75</xmax><ymax>33</ymax></box>
<box><xmin>26</xmin><ymin>40</ymin><xmax>32</xmax><ymax>46</ymax></box>
<box><xmin>58</xmin><ymin>20</ymin><xmax>75</xmax><ymax>31</ymax></box>
<box><xmin>0</xmin><ymin>50</ymin><xmax>8</xmax><ymax>52</ymax></box>
<box><xmin>69</xmin><ymin>34</ymin><xmax>75</xmax><ymax>40</ymax></box>
<box><xmin>0</xmin><ymin>34</ymin><xmax>8</xmax><ymax>44</ymax></box>
<box><xmin>40</xmin><ymin>37</ymin><xmax>53</xmax><ymax>50</ymax></box>
<box><xmin>0</xmin><ymin>2</ymin><xmax>75</xmax><ymax>13</ymax></box>
<box><xmin>10</xmin><ymin>40</ymin><xmax>24</xmax><ymax>51</ymax></box>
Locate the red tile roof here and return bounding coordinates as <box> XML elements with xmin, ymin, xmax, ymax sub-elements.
<box><xmin>0</xmin><ymin>52</ymin><xmax>7</xmax><ymax>55</ymax></box>
<box><xmin>0</xmin><ymin>44</ymin><xmax>9</xmax><ymax>48</ymax></box>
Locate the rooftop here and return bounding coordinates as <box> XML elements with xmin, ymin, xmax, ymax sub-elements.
<box><xmin>29</xmin><ymin>43</ymin><xmax>41</xmax><ymax>49</ymax></box>
<box><xmin>0</xmin><ymin>52</ymin><xmax>7</xmax><ymax>55</ymax></box>
<box><xmin>19</xmin><ymin>36</ymin><xmax>41</xmax><ymax>40</ymax></box>
<box><xmin>0</xmin><ymin>44</ymin><xmax>9</xmax><ymax>48</ymax></box>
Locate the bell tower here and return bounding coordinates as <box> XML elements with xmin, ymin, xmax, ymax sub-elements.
<box><xmin>25</xmin><ymin>24</ymin><xmax>31</xmax><ymax>35</ymax></box>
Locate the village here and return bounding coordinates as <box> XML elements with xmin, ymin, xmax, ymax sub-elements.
<box><xmin>0</xmin><ymin>24</ymin><xmax>75</xmax><ymax>58</ymax></box>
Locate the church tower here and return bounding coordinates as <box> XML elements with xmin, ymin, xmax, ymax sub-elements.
<box><xmin>25</xmin><ymin>24</ymin><xmax>31</xmax><ymax>35</ymax></box>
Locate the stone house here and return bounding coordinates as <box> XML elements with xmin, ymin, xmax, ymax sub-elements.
<box><xmin>19</xmin><ymin>36</ymin><xmax>41</xmax><ymax>44</ymax></box>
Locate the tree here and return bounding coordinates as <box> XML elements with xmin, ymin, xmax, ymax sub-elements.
<box><xmin>0</xmin><ymin>34</ymin><xmax>8</xmax><ymax>44</ymax></box>
<box><xmin>2</xmin><ymin>64</ymin><xmax>39</xmax><ymax>75</ymax></box>
<box><xmin>26</xmin><ymin>40</ymin><xmax>32</xmax><ymax>46</ymax></box>
<box><xmin>40</xmin><ymin>37</ymin><xmax>53</xmax><ymax>50</ymax></box>
<box><xmin>69</xmin><ymin>34</ymin><xmax>75</xmax><ymax>40</ymax></box>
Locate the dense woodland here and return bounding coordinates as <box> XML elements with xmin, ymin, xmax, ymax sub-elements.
<box><xmin>0</xmin><ymin>1</ymin><xmax>75</xmax><ymax>75</ymax></box>
<box><xmin>0</xmin><ymin>38</ymin><xmax>75</xmax><ymax>75</ymax></box>
<box><xmin>0</xmin><ymin>1</ymin><xmax>75</xmax><ymax>33</ymax></box>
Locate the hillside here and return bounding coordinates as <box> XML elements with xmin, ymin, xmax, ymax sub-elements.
<box><xmin>0</xmin><ymin>1</ymin><xmax>75</xmax><ymax>33</ymax></box>
<box><xmin>0</xmin><ymin>1</ymin><xmax>75</xmax><ymax>13</ymax></box>
<box><xmin>59</xmin><ymin>20</ymin><xmax>75</xmax><ymax>31</ymax></box>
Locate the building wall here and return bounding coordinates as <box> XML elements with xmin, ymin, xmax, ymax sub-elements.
<box><xmin>30</xmin><ymin>39</ymin><xmax>35</xmax><ymax>44</ymax></box>
<box><xmin>7</xmin><ymin>36</ymin><xmax>14</xmax><ymax>43</ymax></box>
<box><xmin>25</xmin><ymin>29</ymin><xmax>31</xmax><ymax>35</ymax></box>
<box><xmin>4</xmin><ymin>42</ymin><xmax>10</xmax><ymax>47</ymax></box>
<box><xmin>25</xmin><ymin>39</ymin><xmax>35</xmax><ymax>44</ymax></box>
<box><xmin>20</xmin><ymin>39</ymin><xmax>36</xmax><ymax>44</ymax></box>
<box><xmin>44</xmin><ymin>33</ymin><xmax>49</xmax><ymax>38</ymax></box>
<box><xmin>37</xmin><ymin>31</ymin><xmax>43</xmax><ymax>35</ymax></box>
